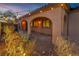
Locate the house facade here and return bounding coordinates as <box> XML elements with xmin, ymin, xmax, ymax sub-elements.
<box><xmin>18</xmin><ymin>4</ymin><xmax>79</xmax><ymax>55</ymax></box>
<box><xmin>19</xmin><ymin>4</ymin><xmax>68</xmax><ymax>43</ymax></box>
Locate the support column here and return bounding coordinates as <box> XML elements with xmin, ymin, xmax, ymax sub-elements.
<box><xmin>52</xmin><ymin>7</ymin><xmax>65</xmax><ymax>45</ymax></box>
<box><xmin>27</xmin><ymin>21</ymin><xmax>31</xmax><ymax>39</ymax></box>
<box><xmin>0</xmin><ymin>22</ymin><xmax>1</xmax><ymax>39</ymax></box>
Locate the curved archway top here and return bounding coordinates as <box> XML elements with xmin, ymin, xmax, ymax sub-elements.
<box><xmin>29</xmin><ymin>16</ymin><xmax>53</xmax><ymax>23</ymax></box>
<box><xmin>32</xmin><ymin>17</ymin><xmax>52</xmax><ymax>21</ymax></box>
<box><xmin>20</xmin><ymin>17</ymin><xmax>28</xmax><ymax>22</ymax></box>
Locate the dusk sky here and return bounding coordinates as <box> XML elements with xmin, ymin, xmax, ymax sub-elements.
<box><xmin>0</xmin><ymin>3</ymin><xmax>47</xmax><ymax>17</ymax></box>
<box><xmin>69</xmin><ymin>3</ymin><xmax>79</xmax><ymax>8</ymax></box>
<box><xmin>0</xmin><ymin>3</ymin><xmax>79</xmax><ymax>17</ymax></box>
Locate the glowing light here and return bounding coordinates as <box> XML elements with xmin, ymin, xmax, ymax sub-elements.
<box><xmin>38</xmin><ymin>21</ymin><xmax>41</xmax><ymax>24</ymax></box>
<box><xmin>22</xmin><ymin>19</ymin><xmax>26</xmax><ymax>30</ymax></box>
<box><xmin>61</xmin><ymin>4</ymin><xmax>64</xmax><ymax>7</ymax></box>
<box><xmin>40</xmin><ymin>10</ymin><xmax>42</xmax><ymax>13</ymax></box>
<box><xmin>38</xmin><ymin>20</ymin><xmax>42</xmax><ymax>28</ymax></box>
<box><xmin>22</xmin><ymin>21</ymin><xmax>26</xmax><ymax>24</ymax></box>
<box><xmin>51</xmin><ymin>8</ymin><xmax>54</xmax><ymax>10</ymax></box>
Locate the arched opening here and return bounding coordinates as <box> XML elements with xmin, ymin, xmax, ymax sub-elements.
<box><xmin>30</xmin><ymin>17</ymin><xmax>53</xmax><ymax>55</ymax></box>
<box><xmin>30</xmin><ymin>17</ymin><xmax>52</xmax><ymax>35</ymax></box>
<box><xmin>21</xmin><ymin>18</ymin><xmax>28</xmax><ymax>32</ymax></box>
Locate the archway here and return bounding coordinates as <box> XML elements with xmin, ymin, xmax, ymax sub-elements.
<box><xmin>30</xmin><ymin>17</ymin><xmax>53</xmax><ymax>55</ymax></box>
<box><xmin>18</xmin><ymin>17</ymin><xmax>28</xmax><ymax>38</ymax></box>
<box><xmin>21</xmin><ymin>18</ymin><xmax>28</xmax><ymax>32</ymax></box>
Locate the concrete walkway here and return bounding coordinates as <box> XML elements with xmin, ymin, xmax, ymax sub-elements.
<box><xmin>30</xmin><ymin>32</ymin><xmax>53</xmax><ymax>56</ymax></box>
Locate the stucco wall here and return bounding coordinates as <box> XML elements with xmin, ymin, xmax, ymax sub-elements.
<box><xmin>26</xmin><ymin>7</ymin><xmax>66</xmax><ymax>44</ymax></box>
<box><xmin>18</xmin><ymin>6</ymin><xmax>67</xmax><ymax>44</ymax></box>
<box><xmin>68</xmin><ymin>12</ymin><xmax>79</xmax><ymax>43</ymax></box>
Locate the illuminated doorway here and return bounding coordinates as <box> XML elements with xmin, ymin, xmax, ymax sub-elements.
<box><xmin>21</xmin><ymin>18</ymin><xmax>27</xmax><ymax>32</ymax></box>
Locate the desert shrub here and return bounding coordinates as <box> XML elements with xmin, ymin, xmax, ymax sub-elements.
<box><xmin>53</xmin><ymin>36</ymin><xmax>73</xmax><ymax>56</ymax></box>
<box><xmin>0</xmin><ymin>25</ymin><xmax>36</xmax><ymax>56</ymax></box>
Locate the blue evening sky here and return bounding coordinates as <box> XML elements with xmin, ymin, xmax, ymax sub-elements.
<box><xmin>0</xmin><ymin>3</ymin><xmax>79</xmax><ymax>17</ymax></box>
<box><xmin>0</xmin><ymin>3</ymin><xmax>47</xmax><ymax>17</ymax></box>
<box><xmin>69</xmin><ymin>3</ymin><xmax>79</xmax><ymax>8</ymax></box>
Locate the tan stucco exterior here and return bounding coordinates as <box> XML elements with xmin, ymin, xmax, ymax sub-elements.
<box><xmin>18</xmin><ymin>4</ymin><xmax>79</xmax><ymax>55</ymax></box>
<box><xmin>68</xmin><ymin>11</ymin><xmax>79</xmax><ymax>42</ymax></box>
<box><xmin>18</xmin><ymin>6</ymin><xmax>67</xmax><ymax>44</ymax></box>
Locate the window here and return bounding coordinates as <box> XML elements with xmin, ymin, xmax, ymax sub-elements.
<box><xmin>31</xmin><ymin>18</ymin><xmax>51</xmax><ymax>28</ymax></box>
<box><xmin>30</xmin><ymin>22</ymin><xmax>33</xmax><ymax>27</ymax></box>
<box><xmin>45</xmin><ymin>20</ymin><xmax>50</xmax><ymax>27</ymax></box>
<box><xmin>38</xmin><ymin>20</ymin><xmax>42</xmax><ymax>27</ymax></box>
<box><xmin>43</xmin><ymin>20</ymin><xmax>50</xmax><ymax>28</ymax></box>
<box><xmin>33</xmin><ymin>20</ymin><xmax>42</xmax><ymax>27</ymax></box>
<box><xmin>34</xmin><ymin>21</ymin><xmax>38</xmax><ymax>27</ymax></box>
